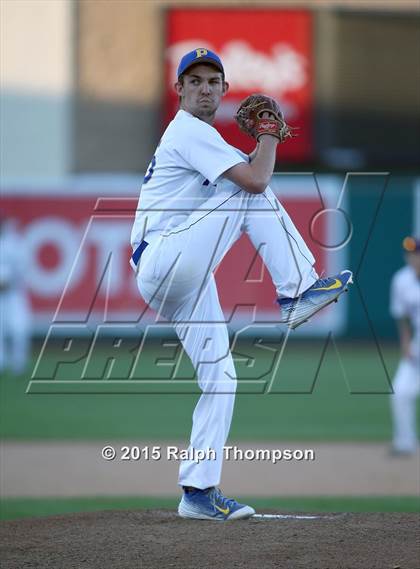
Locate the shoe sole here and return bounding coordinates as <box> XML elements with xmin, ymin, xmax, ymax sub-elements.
<box><xmin>178</xmin><ymin>503</ymin><xmax>255</xmax><ymax>521</ymax></box>
<box><xmin>288</xmin><ymin>271</ymin><xmax>354</xmax><ymax>330</ymax></box>
<box><xmin>227</xmin><ymin>506</ymin><xmax>255</xmax><ymax>520</ymax></box>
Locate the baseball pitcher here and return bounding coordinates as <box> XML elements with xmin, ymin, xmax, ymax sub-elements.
<box><xmin>130</xmin><ymin>48</ymin><xmax>353</xmax><ymax>520</ymax></box>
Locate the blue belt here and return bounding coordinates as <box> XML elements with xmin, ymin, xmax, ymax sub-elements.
<box><xmin>131</xmin><ymin>240</ymin><xmax>149</xmax><ymax>266</ymax></box>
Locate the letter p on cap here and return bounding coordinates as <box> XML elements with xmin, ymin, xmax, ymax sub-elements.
<box><xmin>195</xmin><ymin>48</ymin><xmax>208</xmax><ymax>58</ymax></box>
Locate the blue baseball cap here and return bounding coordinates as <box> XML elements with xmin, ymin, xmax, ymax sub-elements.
<box><xmin>177</xmin><ymin>48</ymin><xmax>224</xmax><ymax>79</ymax></box>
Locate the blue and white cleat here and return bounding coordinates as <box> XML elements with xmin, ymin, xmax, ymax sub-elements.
<box><xmin>178</xmin><ymin>487</ymin><xmax>255</xmax><ymax>521</ymax></box>
<box><xmin>277</xmin><ymin>270</ymin><xmax>353</xmax><ymax>330</ymax></box>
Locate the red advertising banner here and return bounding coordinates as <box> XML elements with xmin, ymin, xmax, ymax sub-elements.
<box><xmin>165</xmin><ymin>9</ymin><xmax>313</xmax><ymax>162</ymax></box>
<box><xmin>1</xmin><ymin>176</ymin><xmax>346</xmax><ymax>335</ymax></box>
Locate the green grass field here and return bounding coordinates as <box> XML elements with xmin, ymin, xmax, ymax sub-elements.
<box><xmin>1</xmin><ymin>340</ymin><xmax>408</xmax><ymax>441</ymax></box>
<box><xmin>2</xmin><ymin>341</ymin><xmax>419</xmax><ymax>521</ymax></box>
<box><xmin>1</xmin><ymin>496</ymin><xmax>418</xmax><ymax>521</ymax></box>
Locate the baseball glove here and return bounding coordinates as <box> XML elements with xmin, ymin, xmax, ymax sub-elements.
<box><xmin>234</xmin><ymin>94</ymin><xmax>295</xmax><ymax>142</ymax></box>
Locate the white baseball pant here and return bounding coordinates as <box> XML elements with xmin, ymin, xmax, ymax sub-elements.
<box><xmin>390</xmin><ymin>358</ymin><xmax>420</xmax><ymax>452</ymax></box>
<box><xmin>135</xmin><ymin>185</ymin><xmax>317</xmax><ymax>489</ymax></box>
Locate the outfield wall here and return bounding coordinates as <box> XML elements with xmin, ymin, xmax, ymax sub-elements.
<box><xmin>1</xmin><ymin>174</ymin><xmax>417</xmax><ymax>339</ymax></box>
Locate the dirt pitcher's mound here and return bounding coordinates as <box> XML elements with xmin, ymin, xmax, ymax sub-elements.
<box><xmin>1</xmin><ymin>510</ymin><xmax>419</xmax><ymax>569</ymax></box>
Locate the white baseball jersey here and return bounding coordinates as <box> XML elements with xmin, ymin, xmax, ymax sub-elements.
<box><xmin>132</xmin><ymin>108</ymin><xmax>317</xmax><ymax>489</ymax></box>
<box><xmin>0</xmin><ymin>224</ymin><xmax>25</xmax><ymax>289</ymax></box>
<box><xmin>131</xmin><ymin>110</ymin><xmax>246</xmax><ymax>249</ymax></box>
<box><xmin>0</xmin><ymin>223</ymin><xmax>31</xmax><ymax>375</ymax></box>
<box><xmin>390</xmin><ymin>265</ymin><xmax>420</xmax><ymax>359</ymax></box>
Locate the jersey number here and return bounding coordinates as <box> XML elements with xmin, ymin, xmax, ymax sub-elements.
<box><xmin>143</xmin><ymin>155</ymin><xmax>156</xmax><ymax>184</ymax></box>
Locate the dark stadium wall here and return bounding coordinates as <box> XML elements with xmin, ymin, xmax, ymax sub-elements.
<box><xmin>347</xmin><ymin>176</ymin><xmax>416</xmax><ymax>339</ymax></box>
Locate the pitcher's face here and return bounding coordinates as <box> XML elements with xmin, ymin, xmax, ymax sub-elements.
<box><xmin>176</xmin><ymin>64</ymin><xmax>228</xmax><ymax>122</ymax></box>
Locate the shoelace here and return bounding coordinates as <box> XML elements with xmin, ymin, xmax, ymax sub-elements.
<box><xmin>211</xmin><ymin>488</ymin><xmax>237</xmax><ymax>510</ymax></box>
<box><xmin>312</xmin><ymin>276</ymin><xmax>334</xmax><ymax>289</ymax></box>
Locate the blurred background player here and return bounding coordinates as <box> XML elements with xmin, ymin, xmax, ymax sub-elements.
<box><xmin>0</xmin><ymin>214</ymin><xmax>31</xmax><ymax>376</ymax></box>
<box><xmin>389</xmin><ymin>236</ymin><xmax>420</xmax><ymax>455</ymax></box>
